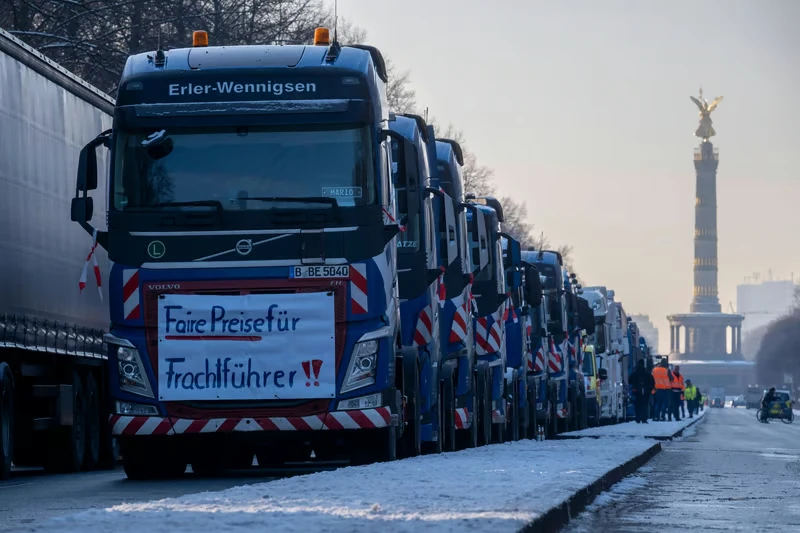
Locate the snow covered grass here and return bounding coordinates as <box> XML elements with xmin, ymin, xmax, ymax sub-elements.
<box><xmin>562</xmin><ymin>407</ymin><xmax>708</xmax><ymax>439</ymax></box>
<box><xmin>39</xmin><ymin>439</ymin><xmax>659</xmax><ymax>533</ymax></box>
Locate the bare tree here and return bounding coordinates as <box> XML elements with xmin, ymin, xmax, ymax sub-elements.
<box><xmin>756</xmin><ymin>309</ymin><xmax>800</xmax><ymax>386</ymax></box>
<box><xmin>385</xmin><ymin>59</ymin><xmax>417</xmax><ymax>114</ymax></box>
<box><xmin>499</xmin><ymin>197</ymin><xmax>535</xmax><ymax>248</ymax></box>
<box><xmin>1</xmin><ymin>0</ymin><xmax>332</xmax><ymax>94</ymax></box>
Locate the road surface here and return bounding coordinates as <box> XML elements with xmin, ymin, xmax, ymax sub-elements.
<box><xmin>566</xmin><ymin>407</ymin><xmax>800</xmax><ymax>532</ymax></box>
<box><xmin>0</xmin><ymin>466</ymin><xmax>280</xmax><ymax>532</ymax></box>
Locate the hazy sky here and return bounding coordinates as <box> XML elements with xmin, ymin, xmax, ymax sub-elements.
<box><xmin>339</xmin><ymin>0</ymin><xmax>800</xmax><ymax>353</ymax></box>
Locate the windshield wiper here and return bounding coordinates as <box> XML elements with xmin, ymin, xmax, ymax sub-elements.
<box><xmin>238</xmin><ymin>197</ymin><xmax>339</xmax><ymax>208</ymax></box>
<box><xmin>147</xmin><ymin>200</ymin><xmax>223</xmax><ymax>210</ymax></box>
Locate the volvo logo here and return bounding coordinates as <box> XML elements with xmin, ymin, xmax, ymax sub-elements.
<box><xmin>148</xmin><ymin>283</ymin><xmax>181</xmax><ymax>290</ymax></box>
<box><xmin>147</xmin><ymin>240</ymin><xmax>166</xmax><ymax>259</ymax></box>
<box><xmin>235</xmin><ymin>239</ymin><xmax>253</xmax><ymax>256</ymax></box>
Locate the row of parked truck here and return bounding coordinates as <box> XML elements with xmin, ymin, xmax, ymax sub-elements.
<box><xmin>0</xmin><ymin>27</ymin><xmax>654</xmax><ymax>480</ymax></box>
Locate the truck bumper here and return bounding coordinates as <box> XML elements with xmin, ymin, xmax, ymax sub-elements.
<box><xmin>110</xmin><ymin>407</ymin><xmax>394</xmax><ymax>437</ymax></box>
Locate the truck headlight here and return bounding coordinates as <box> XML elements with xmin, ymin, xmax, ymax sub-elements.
<box><xmin>341</xmin><ymin>340</ymin><xmax>379</xmax><ymax>393</ymax></box>
<box><xmin>117</xmin><ymin>346</ymin><xmax>154</xmax><ymax>399</ymax></box>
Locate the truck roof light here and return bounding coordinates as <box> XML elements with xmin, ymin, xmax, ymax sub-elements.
<box><xmin>314</xmin><ymin>27</ymin><xmax>331</xmax><ymax>46</ymax></box>
<box><xmin>193</xmin><ymin>30</ymin><xmax>209</xmax><ymax>47</ymax></box>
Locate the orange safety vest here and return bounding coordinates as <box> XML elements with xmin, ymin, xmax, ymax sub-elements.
<box><xmin>672</xmin><ymin>374</ymin><xmax>685</xmax><ymax>392</ymax></box>
<box><xmin>653</xmin><ymin>366</ymin><xmax>671</xmax><ymax>390</ymax></box>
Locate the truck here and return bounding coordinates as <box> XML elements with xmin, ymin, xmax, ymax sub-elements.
<box><xmin>524</xmin><ymin>250</ymin><xmax>577</xmax><ymax>432</ymax></box>
<box><xmin>710</xmin><ymin>387</ymin><xmax>726</xmax><ymax>408</ymax></box>
<box><xmin>463</xmin><ymin>196</ymin><xmax>510</xmax><ymax>443</ymax></box>
<box><xmin>520</xmin><ymin>252</ymin><xmax>557</xmax><ymax>437</ymax></box>
<box><xmin>745</xmin><ymin>385</ymin><xmax>762</xmax><ymax>409</ymax></box>
<box><xmin>68</xmin><ymin>28</ymin><xmax>429</xmax><ymax>478</ymax></box>
<box><xmin>583</xmin><ymin>286</ymin><xmax>625</xmax><ymax>425</ymax></box>
<box><xmin>388</xmin><ymin>113</ymin><xmax>452</xmax><ymax>455</ymax></box>
<box><xmin>500</xmin><ymin>230</ymin><xmax>528</xmax><ymax>441</ymax></box>
<box><xmin>0</xmin><ymin>28</ymin><xmax>115</xmax><ymax>479</ymax></box>
<box><xmin>434</xmin><ymin>138</ymin><xmax>483</xmax><ymax>449</ymax></box>
<box><xmin>562</xmin><ymin>269</ymin><xmax>589</xmax><ymax>431</ymax></box>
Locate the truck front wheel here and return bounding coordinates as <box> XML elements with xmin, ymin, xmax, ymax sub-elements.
<box><xmin>0</xmin><ymin>363</ymin><xmax>13</xmax><ymax>480</ymax></box>
<box><xmin>46</xmin><ymin>370</ymin><xmax>85</xmax><ymax>473</ymax></box>
<box><xmin>122</xmin><ymin>440</ymin><xmax>186</xmax><ymax>480</ymax></box>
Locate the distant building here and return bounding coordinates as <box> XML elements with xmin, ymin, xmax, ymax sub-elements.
<box><xmin>737</xmin><ymin>279</ymin><xmax>798</xmax><ymax>359</ymax></box>
<box><xmin>630</xmin><ymin>314</ymin><xmax>659</xmax><ymax>352</ymax></box>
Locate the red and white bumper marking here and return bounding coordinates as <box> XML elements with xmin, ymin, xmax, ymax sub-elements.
<box><xmin>454</xmin><ymin>407</ymin><xmax>471</xmax><ymax>429</ymax></box>
<box><xmin>349</xmin><ymin>263</ymin><xmax>369</xmax><ymax>314</ymax></box>
<box><xmin>110</xmin><ymin>408</ymin><xmax>393</xmax><ymax>436</ymax></box>
<box><xmin>122</xmin><ymin>269</ymin><xmax>141</xmax><ymax>320</ymax></box>
<box><xmin>412</xmin><ymin>304</ymin><xmax>434</xmax><ymax>347</ymax></box>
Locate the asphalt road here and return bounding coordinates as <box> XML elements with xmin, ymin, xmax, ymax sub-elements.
<box><xmin>0</xmin><ymin>466</ymin><xmax>280</xmax><ymax>532</ymax></box>
<box><xmin>566</xmin><ymin>407</ymin><xmax>800</xmax><ymax>532</ymax></box>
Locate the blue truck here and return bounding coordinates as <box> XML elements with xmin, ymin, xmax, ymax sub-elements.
<box><xmin>69</xmin><ymin>28</ymin><xmax>433</xmax><ymax>478</ymax></box>
<box><xmin>434</xmin><ymin>139</ymin><xmax>483</xmax><ymax>449</ymax></box>
<box><xmin>500</xmin><ymin>232</ymin><xmax>528</xmax><ymax>441</ymax></box>
<box><xmin>463</xmin><ymin>196</ymin><xmax>510</xmax><ymax>443</ymax></box>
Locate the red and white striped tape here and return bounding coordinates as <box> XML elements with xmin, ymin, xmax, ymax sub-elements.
<box><xmin>78</xmin><ymin>229</ymin><xmax>102</xmax><ymax>301</ymax></box>
<box><xmin>475</xmin><ymin>317</ymin><xmax>503</xmax><ymax>355</ymax></box>
<box><xmin>382</xmin><ymin>207</ymin><xmax>406</xmax><ymax>232</ymax></box>
<box><xmin>412</xmin><ymin>304</ymin><xmax>434</xmax><ymax>347</ymax></box>
<box><xmin>110</xmin><ymin>408</ymin><xmax>393</xmax><ymax>436</ymax></box>
<box><xmin>533</xmin><ymin>346</ymin><xmax>547</xmax><ymax>372</ymax></box>
<box><xmin>122</xmin><ymin>269</ymin><xmax>140</xmax><ymax>320</ymax></box>
<box><xmin>449</xmin><ymin>302</ymin><xmax>470</xmax><ymax>343</ymax></box>
<box><xmin>548</xmin><ymin>338</ymin><xmax>562</xmax><ymax>373</ymax></box>
<box><xmin>349</xmin><ymin>263</ymin><xmax>368</xmax><ymax>314</ymax></box>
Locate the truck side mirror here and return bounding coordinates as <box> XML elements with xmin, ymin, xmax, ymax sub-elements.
<box><xmin>70</xmin><ymin>197</ymin><xmax>94</xmax><ymax>223</ymax></box>
<box><xmin>598</xmin><ymin>368</ymin><xmax>608</xmax><ymax>380</ymax></box>
<box><xmin>72</xmin><ymin>130</ymin><xmax>110</xmax><ymax>224</ymax></box>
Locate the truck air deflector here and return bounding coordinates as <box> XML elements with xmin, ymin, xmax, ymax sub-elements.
<box><xmin>187</xmin><ymin>45</ymin><xmax>306</xmax><ymax>69</ymax></box>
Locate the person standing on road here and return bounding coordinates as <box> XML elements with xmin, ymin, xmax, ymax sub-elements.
<box><xmin>670</xmin><ymin>365</ymin><xmax>684</xmax><ymax>421</ymax></box>
<box><xmin>630</xmin><ymin>359</ymin><xmax>656</xmax><ymax>423</ymax></box>
<box><xmin>684</xmin><ymin>379</ymin><xmax>698</xmax><ymax>417</ymax></box>
<box><xmin>697</xmin><ymin>389</ymin><xmax>703</xmax><ymax>412</ymax></box>
<box><xmin>652</xmin><ymin>359</ymin><xmax>672</xmax><ymax>421</ymax></box>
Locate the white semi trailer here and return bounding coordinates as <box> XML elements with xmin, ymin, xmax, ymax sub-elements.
<box><xmin>0</xmin><ymin>28</ymin><xmax>113</xmax><ymax>478</ymax></box>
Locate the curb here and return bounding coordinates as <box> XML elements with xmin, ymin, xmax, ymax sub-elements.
<box><xmin>553</xmin><ymin>411</ymin><xmax>709</xmax><ymax>442</ymax></box>
<box><xmin>518</xmin><ymin>441</ymin><xmax>662</xmax><ymax>533</ymax></box>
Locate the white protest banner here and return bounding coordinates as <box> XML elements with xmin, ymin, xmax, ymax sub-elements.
<box><xmin>157</xmin><ymin>292</ymin><xmax>335</xmax><ymax>401</ymax></box>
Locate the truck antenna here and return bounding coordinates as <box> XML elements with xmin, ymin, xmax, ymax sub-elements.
<box><xmin>334</xmin><ymin>0</ymin><xmax>339</xmax><ymax>43</ymax></box>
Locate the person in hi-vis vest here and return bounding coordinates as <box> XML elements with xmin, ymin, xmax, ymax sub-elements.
<box><xmin>651</xmin><ymin>359</ymin><xmax>673</xmax><ymax>421</ymax></box>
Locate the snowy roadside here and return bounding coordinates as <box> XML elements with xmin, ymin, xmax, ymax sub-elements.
<box><xmin>560</xmin><ymin>408</ymin><xmax>708</xmax><ymax>439</ymax></box>
<box><xmin>35</xmin><ymin>439</ymin><xmax>659</xmax><ymax>533</ymax></box>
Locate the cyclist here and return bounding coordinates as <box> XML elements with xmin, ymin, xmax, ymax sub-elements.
<box><xmin>760</xmin><ymin>387</ymin><xmax>777</xmax><ymax>422</ymax></box>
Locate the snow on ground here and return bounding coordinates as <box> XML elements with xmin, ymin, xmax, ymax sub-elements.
<box><xmin>38</xmin><ymin>438</ymin><xmax>658</xmax><ymax>533</ymax></box>
<box><xmin>562</xmin><ymin>408</ymin><xmax>707</xmax><ymax>439</ymax></box>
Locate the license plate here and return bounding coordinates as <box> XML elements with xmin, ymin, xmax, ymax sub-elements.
<box><xmin>290</xmin><ymin>265</ymin><xmax>350</xmax><ymax>279</ymax></box>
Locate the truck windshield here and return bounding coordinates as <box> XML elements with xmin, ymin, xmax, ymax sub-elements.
<box><xmin>537</xmin><ymin>263</ymin><xmax>558</xmax><ymax>290</ymax></box>
<box><xmin>112</xmin><ymin>125</ymin><xmax>376</xmax><ymax>211</ymax></box>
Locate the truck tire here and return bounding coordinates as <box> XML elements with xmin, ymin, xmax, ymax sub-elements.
<box><xmin>0</xmin><ymin>363</ymin><xmax>13</xmax><ymax>480</ymax></box>
<box><xmin>517</xmin><ymin>377</ymin><xmax>529</xmax><ymax>441</ymax></box>
<box><xmin>424</xmin><ymin>367</ymin><xmax>450</xmax><ymax>455</ymax></box>
<box><xmin>439</xmin><ymin>369</ymin><xmax>456</xmax><ymax>452</ymax></box>
<box><xmin>548</xmin><ymin>385</ymin><xmax>558</xmax><ymax>438</ymax></box>
<box><xmin>83</xmin><ymin>371</ymin><xmax>101</xmax><ymax>470</ymax></box>
<box><xmin>46</xmin><ymin>370</ymin><xmax>86</xmax><ymax>473</ymax></box>
<box><xmin>399</xmin><ymin>353</ymin><xmax>421</xmax><ymax>458</ymax></box>
<box><xmin>122</xmin><ymin>440</ymin><xmax>186</xmax><ymax>480</ymax></box>
<box><xmin>477</xmin><ymin>366</ymin><xmax>492</xmax><ymax>446</ymax></box>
